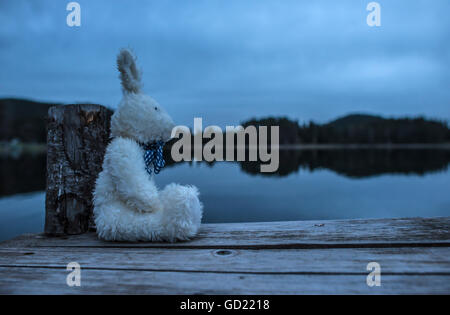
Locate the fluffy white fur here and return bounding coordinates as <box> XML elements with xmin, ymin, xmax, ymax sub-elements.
<box><xmin>93</xmin><ymin>49</ymin><xmax>203</xmax><ymax>242</ymax></box>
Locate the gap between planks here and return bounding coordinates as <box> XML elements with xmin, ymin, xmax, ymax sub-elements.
<box><xmin>1</xmin><ymin>265</ymin><xmax>449</xmax><ymax>276</ymax></box>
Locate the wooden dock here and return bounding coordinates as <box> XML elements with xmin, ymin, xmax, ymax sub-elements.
<box><xmin>0</xmin><ymin>217</ymin><xmax>449</xmax><ymax>294</ymax></box>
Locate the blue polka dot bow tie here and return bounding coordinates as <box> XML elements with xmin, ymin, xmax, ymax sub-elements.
<box><xmin>140</xmin><ymin>140</ymin><xmax>166</xmax><ymax>175</ymax></box>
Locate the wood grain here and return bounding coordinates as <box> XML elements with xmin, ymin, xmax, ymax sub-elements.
<box><xmin>6</xmin><ymin>217</ymin><xmax>449</xmax><ymax>249</ymax></box>
<box><xmin>0</xmin><ymin>247</ymin><xmax>448</xmax><ymax>274</ymax></box>
<box><xmin>1</xmin><ymin>217</ymin><xmax>449</xmax><ymax>294</ymax></box>
<box><xmin>0</xmin><ymin>267</ymin><xmax>448</xmax><ymax>295</ymax></box>
<box><xmin>45</xmin><ymin>104</ymin><xmax>112</xmax><ymax>235</ymax></box>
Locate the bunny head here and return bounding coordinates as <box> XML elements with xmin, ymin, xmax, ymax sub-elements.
<box><xmin>110</xmin><ymin>49</ymin><xmax>175</xmax><ymax>144</ymax></box>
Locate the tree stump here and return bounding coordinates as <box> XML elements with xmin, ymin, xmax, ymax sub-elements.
<box><xmin>45</xmin><ymin>104</ymin><xmax>113</xmax><ymax>235</ymax></box>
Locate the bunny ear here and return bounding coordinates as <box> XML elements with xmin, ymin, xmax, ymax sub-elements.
<box><xmin>117</xmin><ymin>48</ymin><xmax>142</xmax><ymax>94</ymax></box>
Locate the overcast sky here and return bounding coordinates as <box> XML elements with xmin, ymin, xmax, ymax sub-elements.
<box><xmin>0</xmin><ymin>0</ymin><xmax>448</xmax><ymax>125</ymax></box>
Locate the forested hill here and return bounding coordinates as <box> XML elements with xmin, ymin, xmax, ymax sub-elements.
<box><xmin>0</xmin><ymin>98</ymin><xmax>57</xmax><ymax>143</ymax></box>
<box><xmin>243</xmin><ymin>114</ymin><xmax>450</xmax><ymax>144</ymax></box>
<box><xmin>1</xmin><ymin>98</ymin><xmax>449</xmax><ymax>144</ymax></box>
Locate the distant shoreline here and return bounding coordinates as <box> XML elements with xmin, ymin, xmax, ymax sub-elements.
<box><xmin>277</xmin><ymin>143</ymin><xmax>450</xmax><ymax>150</ymax></box>
<box><xmin>0</xmin><ymin>142</ymin><xmax>46</xmax><ymax>156</ymax></box>
<box><xmin>1</xmin><ymin>142</ymin><xmax>449</xmax><ymax>158</ymax></box>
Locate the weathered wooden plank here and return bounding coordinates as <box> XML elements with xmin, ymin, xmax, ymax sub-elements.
<box><xmin>1</xmin><ymin>217</ymin><xmax>448</xmax><ymax>294</ymax></box>
<box><xmin>3</xmin><ymin>217</ymin><xmax>449</xmax><ymax>249</ymax></box>
<box><xmin>0</xmin><ymin>267</ymin><xmax>448</xmax><ymax>294</ymax></box>
<box><xmin>0</xmin><ymin>247</ymin><xmax>449</xmax><ymax>274</ymax></box>
<box><xmin>45</xmin><ymin>104</ymin><xmax>112</xmax><ymax>235</ymax></box>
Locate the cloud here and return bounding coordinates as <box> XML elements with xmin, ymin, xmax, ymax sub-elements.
<box><xmin>0</xmin><ymin>0</ymin><xmax>448</xmax><ymax>124</ymax></box>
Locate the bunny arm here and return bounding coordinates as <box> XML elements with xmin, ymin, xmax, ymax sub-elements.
<box><xmin>104</xmin><ymin>137</ymin><xmax>162</xmax><ymax>213</ymax></box>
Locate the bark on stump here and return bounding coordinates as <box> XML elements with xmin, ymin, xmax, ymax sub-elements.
<box><xmin>45</xmin><ymin>104</ymin><xmax>113</xmax><ymax>235</ymax></box>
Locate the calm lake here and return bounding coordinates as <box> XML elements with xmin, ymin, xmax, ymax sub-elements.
<box><xmin>1</xmin><ymin>148</ymin><xmax>449</xmax><ymax>242</ymax></box>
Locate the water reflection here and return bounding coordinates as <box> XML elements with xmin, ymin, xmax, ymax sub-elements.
<box><xmin>1</xmin><ymin>149</ymin><xmax>449</xmax><ymax>241</ymax></box>
<box><xmin>1</xmin><ymin>149</ymin><xmax>449</xmax><ymax>197</ymax></box>
<box><xmin>0</xmin><ymin>153</ymin><xmax>46</xmax><ymax>196</ymax></box>
<box><xmin>237</xmin><ymin>149</ymin><xmax>450</xmax><ymax>178</ymax></box>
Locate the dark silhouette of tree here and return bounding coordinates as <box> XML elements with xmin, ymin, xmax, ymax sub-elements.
<box><xmin>244</xmin><ymin>114</ymin><xmax>450</xmax><ymax>144</ymax></box>
<box><xmin>0</xmin><ymin>99</ymin><xmax>56</xmax><ymax>143</ymax></box>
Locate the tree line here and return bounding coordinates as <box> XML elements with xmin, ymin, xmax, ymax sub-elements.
<box><xmin>243</xmin><ymin>114</ymin><xmax>450</xmax><ymax>144</ymax></box>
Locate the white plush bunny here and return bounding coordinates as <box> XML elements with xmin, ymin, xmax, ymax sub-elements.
<box><xmin>93</xmin><ymin>49</ymin><xmax>203</xmax><ymax>242</ymax></box>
